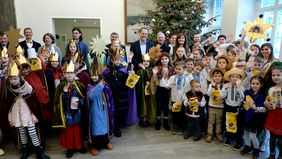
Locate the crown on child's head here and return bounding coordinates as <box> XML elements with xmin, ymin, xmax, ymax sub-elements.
<box><xmin>65</xmin><ymin>60</ymin><xmax>75</xmax><ymax>73</ymax></box>
<box><xmin>8</xmin><ymin>62</ymin><xmax>19</xmax><ymax>77</ymax></box>
<box><xmin>50</xmin><ymin>53</ymin><xmax>59</xmax><ymax>62</ymax></box>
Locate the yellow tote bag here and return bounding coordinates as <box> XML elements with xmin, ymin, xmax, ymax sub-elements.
<box><xmin>226</xmin><ymin>112</ymin><xmax>237</xmax><ymax>133</ymax></box>
<box><xmin>211</xmin><ymin>90</ymin><xmax>221</xmax><ymax>105</ymax></box>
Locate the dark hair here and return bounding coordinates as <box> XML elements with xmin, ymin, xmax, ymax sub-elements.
<box><xmin>194</xmin><ymin>61</ymin><xmax>204</xmax><ymax>69</ymax></box>
<box><xmin>186</xmin><ymin>58</ymin><xmax>194</xmax><ymax>64</ymax></box>
<box><xmin>226</xmin><ymin>44</ymin><xmax>236</xmax><ymax>52</ymax></box>
<box><xmin>250</xmin><ymin>75</ymin><xmax>264</xmax><ymax>86</ymax></box>
<box><xmin>0</xmin><ymin>32</ymin><xmax>6</xmax><ymax>37</ymax></box>
<box><xmin>176</xmin><ymin>33</ymin><xmax>187</xmax><ymax>48</ymax></box>
<box><xmin>139</xmin><ymin>27</ymin><xmax>149</xmax><ymax>33</ymax></box>
<box><xmin>175</xmin><ymin>61</ymin><xmax>186</xmax><ymax>68</ymax></box>
<box><xmin>110</xmin><ymin>32</ymin><xmax>119</xmax><ymax>37</ymax></box>
<box><xmin>196</xmin><ymin>48</ymin><xmax>205</xmax><ymax>57</ymax></box>
<box><xmin>217</xmin><ymin>34</ymin><xmax>226</xmax><ymax>41</ymax></box>
<box><xmin>212</xmin><ymin>70</ymin><xmax>224</xmax><ymax>77</ymax></box>
<box><xmin>205</xmin><ymin>53</ymin><xmax>212</xmax><ymax>57</ymax></box>
<box><xmin>261</xmin><ymin>43</ymin><xmax>274</xmax><ymax>61</ymax></box>
<box><xmin>43</xmin><ymin>33</ymin><xmax>55</xmax><ymax>44</ymax></box>
<box><xmin>64</xmin><ymin>40</ymin><xmax>80</xmax><ymax>61</ymax></box>
<box><xmin>23</xmin><ymin>27</ymin><xmax>32</xmax><ymax>33</ymax></box>
<box><xmin>72</xmin><ymin>27</ymin><xmax>83</xmax><ymax>41</ymax></box>
<box><xmin>190</xmin><ymin>79</ymin><xmax>200</xmax><ymax>86</ymax></box>
<box><xmin>254</xmin><ymin>56</ymin><xmax>264</xmax><ymax>64</ymax></box>
<box><xmin>169</xmin><ymin>33</ymin><xmax>177</xmax><ymax>38</ymax></box>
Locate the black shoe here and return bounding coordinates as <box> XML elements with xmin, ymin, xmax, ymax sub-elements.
<box><xmin>139</xmin><ymin>119</ymin><xmax>148</xmax><ymax>127</ymax></box>
<box><xmin>178</xmin><ymin>129</ymin><xmax>184</xmax><ymax>135</ymax></box>
<box><xmin>193</xmin><ymin>135</ymin><xmax>201</xmax><ymax>141</ymax></box>
<box><xmin>240</xmin><ymin>145</ymin><xmax>252</xmax><ymax>156</ymax></box>
<box><xmin>20</xmin><ymin>145</ymin><xmax>30</xmax><ymax>159</ymax></box>
<box><xmin>252</xmin><ymin>148</ymin><xmax>259</xmax><ymax>158</ymax></box>
<box><xmin>163</xmin><ymin>118</ymin><xmax>170</xmax><ymax>131</ymax></box>
<box><xmin>224</xmin><ymin>139</ymin><xmax>232</xmax><ymax>147</ymax></box>
<box><xmin>34</xmin><ymin>146</ymin><xmax>50</xmax><ymax>159</ymax></box>
<box><xmin>79</xmin><ymin>146</ymin><xmax>87</xmax><ymax>154</ymax></box>
<box><xmin>155</xmin><ymin>118</ymin><xmax>161</xmax><ymax>130</ymax></box>
<box><xmin>114</xmin><ymin>129</ymin><xmax>122</xmax><ymax>137</ymax></box>
<box><xmin>171</xmin><ymin>125</ymin><xmax>178</xmax><ymax>135</ymax></box>
<box><xmin>66</xmin><ymin>149</ymin><xmax>74</xmax><ymax>158</ymax></box>
<box><xmin>183</xmin><ymin>131</ymin><xmax>191</xmax><ymax>139</ymax></box>
<box><xmin>232</xmin><ymin>143</ymin><xmax>242</xmax><ymax>151</ymax></box>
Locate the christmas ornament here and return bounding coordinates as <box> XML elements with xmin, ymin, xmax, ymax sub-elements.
<box><xmin>244</xmin><ymin>14</ymin><xmax>273</xmax><ymax>43</ymax></box>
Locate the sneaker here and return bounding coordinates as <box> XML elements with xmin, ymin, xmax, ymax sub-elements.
<box><xmin>232</xmin><ymin>143</ymin><xmax>242</xmax><ymax>151</ymax></box>
<box><xmin>183</xmin><ymin>131</ymin><xmax>191</xmax><ymax>139</ymax></box>
<box><xmin>0</xmin><ymin>148</ymin><xmax>4</xmax><ymax>156</ymax></box>
<box><xmin>205</xmin><ymin>135</ymin><xmax>212</xmax><ymax>143</ymax></box>
<box><xmin>193</xmin><ymin>135</ymin><xmax>201</xmax><ymax>141</ymax></box>
<box><xmin>171</xmin><ymin>126</ymin><xmax>177</xmax><ymax>135</ymax></box>
<box><xmin>178</xmin><ymin>129</ymin><xmax>184</xmax><ymax>135</ymax></box>
<box><xmin>224</xmin><ymin>139</ymin><xmax>232</xmax><ymax>147</ymax></box>
<box><xmin>240</xmin><ymin>146</ymin><xmax>252</xmax><ymax>156</ymax></box>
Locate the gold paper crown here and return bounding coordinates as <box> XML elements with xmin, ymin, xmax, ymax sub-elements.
<box><xmin>50</xmin><ymin>53</ymin><xmax>59</xmax><ymax>62</ymax></box>
<box><xmin>70</xmin><ymin>40</ymin><xmax>76</xmax><ymax>46</ymax></box>
<box><xmin>73</xmin><ymin>52</ymin><xmax>79</xmax><ymax>63</ymax></box>
<box><xmin>0</xmin><ymin>48</ymin><xmax>8</xmax><ymax>58</ymax></box>
<box><xmin>143</xmin><ymin>53</ymin><xmax>150</xmax><ymax>61</ymax></box>
<box><xmin>15</xmin><ymin>53</ymin><xmax>27</xmax><ymax>65</ymax></box>
<box><xmin>41</xmin><ymin>47</ymin><xmax>49</xmax><ymax>53</ymax></box>
<box><xmin>16</xmin><ymin>45</ymin><xmax>24</xmax><ymax>54</ymax></box>
<box><xmin>8</xmin><ymin>62</ymin><xmax>19</xmax><ymax>76</ymax></box>
<box><xmin>112</xmin><ymin>40</ymin><xmax>121</xmax><ymax>45</ymax></box>
<box><xmin>65</xmin><ymin>60</ymin><xmax>75</xmax><ymax>73</ymax></box>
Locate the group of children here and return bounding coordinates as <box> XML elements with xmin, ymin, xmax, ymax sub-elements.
<box><xmin>0</xmin><ymin>29</ymin><xmax>282</xmax><ymax>159</ymax></box>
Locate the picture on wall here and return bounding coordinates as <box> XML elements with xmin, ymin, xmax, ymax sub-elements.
<box><xmin>124</xmin><ymin>0</ymin><xmax>155</xmax><ymax>44</ymax></box>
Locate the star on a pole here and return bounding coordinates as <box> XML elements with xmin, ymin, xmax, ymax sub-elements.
<box><xmin>244</xmin><ymin>16</ymin><xmax>273</xmax><ymax>43</ymax></box>
<box><xmin>89</xmin><ymin>35</ymin><xmax>107</xmax><ymax>57</ymax></box>
<box><xmin>4</xmin><ymin>26</ymin><xmax>24</xmax><ymax>57</ymax></box>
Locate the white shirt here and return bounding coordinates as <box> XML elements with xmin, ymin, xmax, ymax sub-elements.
<box><xmin>167</xmin><ymin>75</ymin><xmax>190</xmax><ymax>102</ymax></box>
<box><xmin>140</xmin><ymin>41</ymin><xmax>146</xmax><ymax>55</ymax></box>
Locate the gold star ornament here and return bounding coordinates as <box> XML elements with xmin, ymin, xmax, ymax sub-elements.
<box><xmin>4</xmin><ymin>26</ymin><xmax>24</xmax><ymax>57</ymax></box>
<box><xmin>244</xmin><ymin>15</ymin><xmax>273</xmax><ymax>43</ymax></box>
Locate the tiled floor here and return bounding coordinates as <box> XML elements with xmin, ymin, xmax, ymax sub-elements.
<box><xmin>0</xmin><ymin>126</ymin><xmax>250</xmax><ymax>159</ymax></box>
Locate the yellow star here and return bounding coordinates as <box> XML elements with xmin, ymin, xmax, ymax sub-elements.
<box><xmin>244</xmin><ymin>18</ymin><xmax>272</xmax><ymax>43</ymax></box>
<box><xmin>4</xmin><ymin>27</ymin><xmax>24</xmax><ymax>57</ymax></box>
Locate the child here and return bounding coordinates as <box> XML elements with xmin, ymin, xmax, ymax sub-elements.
<box><xmin>167</xmin><ymin>61</ymin><xmax>190</xmax><ymax>135</ymax></box>
<box><xmin>62</xmin><ymin>40</ymin><xmax>80</xmax><ymax>66</ymax></box>
<box><xmin>136</xmin><ymin>53</ymin><xmax>156</xmax><ymax>127</ymax></box>
<box><xmin>264</xmin><ymin>62</ymin><xmax>282</xmax><ymax>159</ymax></box>
<box><xmin>220</xmin><ymin>67</ymin><xmax>246</xmax><ymax>150</ymax></box>
<box><xmin>244</xmin><ymin>56</ymin><xmax>264</xmax><ymax>89</ymax></box>
<box><xmin>240</xmin><ymin>76</ymin><xmax>267</xmax><ymax>159</ymax></box>
<box><xmin>7</xmin><ymin>63</ymin><xmax>50</xmax><ymax>159</ymax></box>
<box><xmin>73</xmin><ymin>53</ymin><xmax>91</xmax><ymax>88</ymax></box>
<box><xmin>87</xmin><ymin>73</ymin><xmax>114</xmax><ymax>156</ymax></box>
<box><xmin>203</xmin><ymin>53</ymin><xmax>213</xmax><ymax>82</ymax></box>
<box><xmin>152</xmin><ymin>52</ymin><xmax>175</xmax><ymax>131</ymax></box>
<box><xmin>173</xmin><ymin>46</ymin><xmax>186</xmax><ymax>66</ymax></box>
<box><xmin>183</xmin><ymin>80</ymin><xmax>206</xmax><ymax>141</ymax></box>
<box><xmin>184</xmin><ymin>58</ymin><xmax>194</xmax><ymax>79</ymax></box>
<box><xmin>54</xmin><ymin>60</ymin><xmax>87</xmax><ymax>158</ymax></box>
<box><xmin>190</xmin><ymin>61</ymin><xmax>208</xmax><ymax>95</ymax></box>
<box><xmin>216</xmin><ymin>55</ymin><xmax>232</xmax><ymax>72</ymax></box>
<box><xmin>193</xmin><ymin>48</ymin><xmax>205</xmax><ymax>62</ymax></box>
<box><xmin>206</xmin><ymin>68</ymin><xmax>225</xmax><ymax>143</ymax></box>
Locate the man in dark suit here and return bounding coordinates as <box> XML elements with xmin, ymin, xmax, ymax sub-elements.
<box><xmin>155</xmin><ymin>32</ymin><xmax>170</xmax><ymax>53</ymax></box>
<box><xmin>130</xmin><ymin>27</ymin><xmax>154</xmax><ymax>72</ymax></box>
<box><xmin>105</xmin><ymin>32</ymin><xmax>127</xmax><ymax>63</ymax></box>
<box><xmin>19</xmin><ymin>27</ymin><xmax>41</xmax><ymax>58</ymax></box>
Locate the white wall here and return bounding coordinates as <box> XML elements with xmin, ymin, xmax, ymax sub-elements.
<box><xmin>14</xmin><ymin>0</ymin><xmax>125</xmax><ymax>44</ymax></box>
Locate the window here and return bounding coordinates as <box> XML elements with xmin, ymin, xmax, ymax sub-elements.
<box><xmin>213</xmin><ymin>0</ymin><xmax>223</xmax><ymax>27</ymax></box>
<box><xmin>259</xmin><ymin>0</ymin><xmax>282</xmax><ymax>58</ymax></box>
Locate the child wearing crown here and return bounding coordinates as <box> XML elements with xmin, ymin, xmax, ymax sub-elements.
<box><xmin>86</xmin><ymin>61</ymin><xmax>115</xmax><ymax>156</ymax></box>
<box><xmin>136</xmin><ymin>53</ymin><xmax>156</xmax><ymax>127</ymax></box>
<box><xmin>7</xmin><ymin>63</ymin><xmax>50</xmax><ymax>159</ymax></box>
<box><xmin>53</xmin><ymin>60</ymin><xmax>87</xmax><ymax>158</ymax></box>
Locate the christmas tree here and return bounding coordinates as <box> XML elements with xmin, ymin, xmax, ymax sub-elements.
<box><xmin>147</xmin><ymin>0</ymin><xmax>216</xmax><ymax>45</ymax></box>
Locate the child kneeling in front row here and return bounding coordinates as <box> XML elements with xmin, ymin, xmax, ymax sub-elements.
<box><xmin>183</xmin><ymin>80</ymin><xmax>206</xmax><ymax>141</ymax></box>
